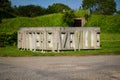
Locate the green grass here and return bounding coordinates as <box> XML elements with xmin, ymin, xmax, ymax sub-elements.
<box><xmin>0</xmin><ymin>13</ymin><xmax>67</xmax><ymax>34</ymax></box>
<box><xmin>0</xmin><ymin>33</ymin><xmax>120</xmax><ymax>57</ymax></box>
<box><xmin>74</xmin><ymin>10</ymin><xmax>89</xmax><ymax>17</ymax></box>
<box><xmin>86</xmin><ymin>14</ymin><xmax>120</xmax><ymax>33</ymax></box>
<box><xmin>99</xmin><ymin>33</ymin><xmax>120</xmax><ymax>54</ymax></box>
<box><xmin>1</xmin><ymin>10</ymin><xmax>120</xmax><ymax>34</ymax></box>
<box><xmin>35</xmin><ymin>13</ymin><xmax>67</xmax><ymax>27</ymax></box>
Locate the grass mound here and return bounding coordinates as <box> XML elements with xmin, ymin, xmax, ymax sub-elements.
<box><xmin>86</xmin><ymin>14</ymin><xmax>120</xmax><ymax>33</ymax></box>
<box><xmin>0</xmin><ymin>13</ymin><xmax>65</xmax><ymax>33</ymax></box>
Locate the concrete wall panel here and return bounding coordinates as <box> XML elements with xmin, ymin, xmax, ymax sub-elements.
<box><xmin>18</xmin><ymin>27</ymin><xmax>100</xmax><ymax>52</ymax></box>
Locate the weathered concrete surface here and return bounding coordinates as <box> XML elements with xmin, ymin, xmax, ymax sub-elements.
<box><xmin>18</xmin><ymin>27</ymin><xmax>100</xmax><ymax>51</ymax></box>
<box><xmin>0</xmin><ymin>56</ymin><xmax>120</xmax><ymax>80</ymax></box>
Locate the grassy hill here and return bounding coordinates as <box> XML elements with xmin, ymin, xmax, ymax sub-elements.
<box><xmin>86</xmin><ymin>14</ymin><xmax>120</xmax><ymax>33</ymax></box>
<box><xmin>0</xmin><ymin>13</ymin><xmax>66</xmax><ymax>33</ymax></box>
<box><xmin>0</xmin><ymin>10</ymin><xmax>90</xmax><ymax>34</ymax></box>
<box><xmin>0</xmin><ymin>10</ymin><xmax>120</xmax><ymax>34</ymax></box>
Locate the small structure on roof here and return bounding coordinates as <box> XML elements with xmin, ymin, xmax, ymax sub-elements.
<box><xmin>18</xmin><ymin>27</ymin><xmax>100</xmax><ymax>52</ymax></box>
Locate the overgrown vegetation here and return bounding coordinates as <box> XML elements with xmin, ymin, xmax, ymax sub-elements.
<box><xmin>63</xmin><ymin>10</ymin><xmax>75</xmax><ymax>26</ymax></box>
<box><xmin>0</xmin><ymin>13</ymin><xmax>66</xmax><ymax>33</ymax></box>
<box><xmin>0</xmin><ymin>32</ymin><xmax>17</xmax><ymax>47</ymax></box>
<box><xmin>0</xmin><ymin>0</ymin><xmax>120</xmax><ymax>56</ymax></box>
<box><xmin>82</xmin><ymin>0</ymin><xmax>116</xmax><ymax>15</ymax></box>
<box><xmin>46</xmin><ymin>3</ymin><xmax>71</xmax><ymax>14</ymax></box>
<box><xmin>0</xmin><ymin>11</ymin><xmax>120</xmax><ymax>34</ymax></box>
<box><xmin>15</xmin><ymin>5</ymin><xmax>46</xmax><ymax>17</ymax></box>
<box><xmin>0</xmin><ymin>9</ymin><xmax>15</xmax><ymax>22</ymax></box>
<box><xmin>86</xmin><ymin>14</ymin><xmax>120</xmax><ymax>33</ymax></box>
<box><xmin>0</xmin><ymin>0</ymin><xmax>72</xmax><ymax>20</ymax></box>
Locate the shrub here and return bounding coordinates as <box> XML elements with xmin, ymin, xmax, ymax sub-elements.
<box><xmin>63</xmin><ymin>10</ymin><xmax>75</xmax><ymax>26</ymax></box>
<box><xmin>0</xmin><ymin>9</ymin><xmax>15</xmax><ymax>23</ymax></box>
<box><xmin>0</xmin><ymin>32</ymin><xmax>17</xmax><ymax>47</ymax></box>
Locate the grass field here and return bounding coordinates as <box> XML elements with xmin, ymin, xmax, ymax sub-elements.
<box><xmin>0</xmin><ymin>33</ymin><xmax>120</xmax><ymax>57</ymax></box>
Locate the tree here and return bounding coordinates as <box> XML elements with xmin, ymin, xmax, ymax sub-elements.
<box><xmin>0</xmin><ymin>0</ymin><xmax>11</xmax><ymax>11</ymax></box>
<box><xmin>0</xmin><ymin>0</ymin><xmax>15</xmax><ymax>14</ymax></box>
<box><xmin>117</xmin><ymin>10</ymin><xmax>120</xmax><ymax>14</ymax></box>
<box><xmin>47</xmin><ymin>3</ymin><xmax>71</xmax><ymax>14</ymax></box>
<box><xmin>63</xmin><ymin>10</ymin><xmax>75</xmax><ymax>26</ymax></box>
<box><xmin>82</xmin><ymin>0</ymin><xmax>116</xmax><ymax>15</ymax></box>
<box><xmin>0</xmin><ymin>0</ymin><xmax>15</xmax><ymax>22</ymax></box>
<box><xmin>16</xmin><ymin>5</ymin><xmax>46</xmax><ymax>17</ymax></box>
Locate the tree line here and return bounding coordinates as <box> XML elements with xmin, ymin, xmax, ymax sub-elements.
<box><xmin>1</xmin><ymin>0</ymin><xmax>120</xmax><ymax>18</ymax></box>
<box><xmin>0</xmin><ymin>0</ymin><xmax>120</xmax><ymax>22</ymax></box>
<box><xmin>82</xmin><ymin>0</ymin><xmax>117</xmax><ymax>15</ymax></box>
<box><xmin>0</xmin><ymin>0</ymin><xmax>71</xmax><ymax>19</ymax></box>
<box><xmin>0</xmin><ymin>0</ymin><xmax>120</xmax><ymax>25</ymax></box>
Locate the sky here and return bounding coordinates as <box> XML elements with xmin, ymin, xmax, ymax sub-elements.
<box><xmin>10</xmin><ymin>0</ymin><xmax>120</xmax><ymax>10</ymax></box>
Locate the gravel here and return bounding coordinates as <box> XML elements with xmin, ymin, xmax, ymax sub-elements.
<box><xmin>0</xmin><ymin>55</ymin><xmax>120</xmax><ymax>80</ymax></box>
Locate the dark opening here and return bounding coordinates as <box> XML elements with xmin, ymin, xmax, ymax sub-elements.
<box><xmin>29</xmin><ymin>32</ymin><xmax>32</xmax><ymax>34</ymax></box>
<box><xmin>70</xmin><ymin>32</ymin><xmax>74</xmax><ymax>34</ymax></box>
<box><xmin>74</xmin><ymin>19</ymin><xmax>82</xmax><ymax>27</ymax></box>
<box><xmin>61</xmin><ymin>32</ymin><xmax>66</xmax><ymax>34</ymax></box>
<box><xmin>97</xmin><ymin>32</ymin><xmax>100</xmax><ymax>34</ymax></box>
<box><xmin>48</xmin><ymin>32</ymin><xmax>52</xmax><ymax>34</ymax></box>
<box><xmin>36</xmin><ymin>41</ymin><xmax>39</xmax><ymax>42</ymax></box>
<box><xmin>48</xmin><ymin>41</ymin><xmax>51</xmax><ymax>43</ymax></box>
<box><xmin>37</xmin><ymin>32</ymin><xmax>40</xmax><ymax>34</ymax></box>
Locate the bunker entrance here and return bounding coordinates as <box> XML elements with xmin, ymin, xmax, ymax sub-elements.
<box><xmin>74</xmin><ymin>17</ymin><xmax>86</xmax><ymax>27</ymax></box>
<box><xmin>74</xmin><ymin>19</ymin><xmax>82</xmax><ymax>27</ymax></box>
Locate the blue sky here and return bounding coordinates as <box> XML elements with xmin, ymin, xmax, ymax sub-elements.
<box><xmin>10</xmin><ymin>0</ymin><xmax>120</xmax><ymax>10</ymax></box>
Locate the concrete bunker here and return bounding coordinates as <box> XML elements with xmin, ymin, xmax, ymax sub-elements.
<box><xmin>18</xmin><ymin>27</ymin><xmax>100</xmax><ymax>52</ymax></box>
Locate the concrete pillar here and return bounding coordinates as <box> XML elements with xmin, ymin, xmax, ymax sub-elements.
<box><xmin>78</xmin><ymin>31</ymin><xmax>81</xmax><ymax>51</ymax></box>
<box><xmin>36</xmin><ymin>32</ymin><xmax>40</xmax><ymax>50</ymax></box>
<box><xmin>88</xmin><ymin>31</ymin><xmax>91</xmax><ymax>49</ymax></box>
<box><xmin>22</xmin><ymin>32</ymin><xmax>25</xmax><ymax>50</ymax></box>
<box><xmin>52</xmin><ymin>32</ymin><xmax>55</xmax><ymax>52</ymax></box>
<box><xmin>57</xmin><ymin>31</ymin><xmax>60</xmax><ymax>52</ymax></box>
<box><xmin>26</xmin><ymin>32</ymin><xmax>28</xmax><ymax>50</ymax></box>
<box><xmin>18</xmin><ymin>31</ymin><xmax>22</xmax><ymax>49</ymax></box>
<box><xmin>44</xmin><ymin>31</ymin><xmax>46</xmax><ymax>51</ymax></box>
<box><xmin>91</xmin><ymin>31</ymin><xmax>94</xmax><ymax>48</ymax></box>
<box><xmin>41</xmin><ymin>32</ymin><xmax>44</xmax><ymax>52</ymax></box>
<box><xmin>32</xmin><ymin>32</ymin><xmax>36</xmax><ymax>51</ymax></box>
<box><xmin>83</xmin><ymin>30</ymin><xmax>89</xmax><ymax>49</ymax></box>
<box><xmin>29</xmin><ymin>32</ymin><xmax>33</xmax><ymax>51</ymax></box>
<box><xmin>96</xmin><ymin>31</ymin><xmax>100</xmax><ymax>48</ymax></box>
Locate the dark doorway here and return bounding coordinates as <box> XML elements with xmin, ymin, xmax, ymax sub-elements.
<box><xmin>74</xmin><ymin>19</ymin><xmax>82</xmax><ymax>27</ymax></box>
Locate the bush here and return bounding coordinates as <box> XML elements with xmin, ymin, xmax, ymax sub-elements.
<box><xmin>63</xmin><ymin>10</ymin><xmax>75</xmax><ymax>26</ymax></box>
<box><xmin>0</xmin><ymin>32</ymin><xmax>17</xmax><ymax>47</ymax></box>
<box><xmin>16</xmin><ymin>5</ymin><xmax>46</xmax><ymax>17</ymax></box>
<box><xmin>46</xmin><ymin>3</ymin><xmax>71</xmax><ymax>14</ymax></box>
<box><xmin>0</xmin><ymin>9</ymin><xmax>15</xmax><ymax>22</ymax></box>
